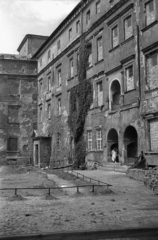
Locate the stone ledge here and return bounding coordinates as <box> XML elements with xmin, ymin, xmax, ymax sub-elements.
<box><xmin>126</xmin><ymin>169</ymin><xmax>146</xmax><ymax>182</ymax></box>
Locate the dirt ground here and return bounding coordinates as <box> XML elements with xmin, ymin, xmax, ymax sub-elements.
<box><xmin>0</xmin><ymin>166</ymin><xmax>158</xmax><ymax>237</ymax></box>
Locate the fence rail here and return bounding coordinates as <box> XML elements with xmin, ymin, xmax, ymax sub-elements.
<box><xmin>0</xmin><ymin>184</ymin><xmax>109</xmax><ymax>196</ymax></box>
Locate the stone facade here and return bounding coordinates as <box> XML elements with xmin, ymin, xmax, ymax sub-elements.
<box><xmin>33</xmin><ymin>0</ymin><xmax>158</xmax><ymax>167</ymax></box>
<box><xmin>0</xmin><ymin>35</ymin><xmax>48</xmax><ymax>165</ymax></box>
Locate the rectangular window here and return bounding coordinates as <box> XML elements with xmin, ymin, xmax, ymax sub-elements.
<box><xmin>57</xmin><ymin>69</ymin><xmax>61</xmax><ymax>86</ymax></box>
<box><xmin>48</xmin><ymin>49</ymin><xmax>51</xmax><ymax>61</ymax></box>
<box><xmin>125</xmin><ymin>65</ymin><xmax>134</xmax><ymax>91</ymax></box>
<box><xmin>57</xmin><ymin>40</ymin><xmax>61</xmax><ymax>53</ymax></box>
<box><xmin>39</xmin><ymin>106</ymin><xmax>42</xmax><ymax>122</ymax></box>
<box><xmin>87</xmin><ymin>43</ymin><xmax>92</xmax><ymax>68</ymax></box>
<box><xmin>48</xmin><ymin>103</ymin><xmax>51</xmax><ymax>119</ymax></box>
<box><xmin>48</xmin><ymin>75</ymin><xmax>51</xmax><ymax>92</ymax></box>
<box><xmin>76</xmin><ymin>52</ymin><xmax>79</xmax><ymax>72</ymax></box>
<box><xmin>69</xmin><ymin>28</ymin><xmax>72</xmax><ymax>40</ymax></box>
<box><xmin>97</xmin><ymin>81</ymin><xmax>103</xmax><ymax>106</ymax></box>
<box><xmin>87</xmin><ymin>130</ymin><xmax>93</xmax><ymax>151</ymax></box>
<box><xmin>69</xmin><ymin>58</ymin><xmax>74</xmax><ymax>78</ymax></box>
<box><xmin>58</xmin><ymin>97</ymin><xmax>61</xmax><ymax>115</ymax></box>
<box><xmin>76</xmin><ymin>20</ymin><xmax>80</xmax><ymax>33</ymax></box>
<box><xmin>97</xmin><ymin>37</ymin><xmax>103</xmax><ymax>61</ymax></box>
<box><xmin>146</xmin><ymin>51</ymin><xmax>158</xmax><ymax>89</ymax></box>
<box><xmin>145</xmin><ymin>0</ymin><xmax>155</xmax><ymax>26</ymax></box>
<box><xmin>86</xmin><ymin>10</ymin><xmax>90</xmax><ymax>24</ymax></box>
<box><xmin>8</xmin><ymin>137</ymin><xmax>18</xmax><ymax>152</ymax></box>
<box><xmin>96</xmin><ymin>1</ymin><xmax>100</xmax><ymax>14</ymax></box>
<box><xmin>96</xmin><ymin>129</ymin><xmax>102</xmax><ymax>150</ymax></box>
<box><xmin>8</xmin><ymin>106</ymin><xmax>19</xmax><ymax>123</ymax></box>
<box><xmin>124</xmin><ymin>15</ymin><xmax>132</xmax><ymax>40</ymax></box>
<box><xmin>112</xmin><ymin>25</ymin><xmax>119</xmax><ymax>48</ymax></box>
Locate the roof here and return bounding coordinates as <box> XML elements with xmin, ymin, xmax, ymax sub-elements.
<box><xmin>33</xmin><ymin>0</ymin><xmax>87</xmax><ymax>58</ymax></box>
<box><xmin>17</xmin><ymin>34</ymin><xmax>48</xmax><ymax>52</ymax></box>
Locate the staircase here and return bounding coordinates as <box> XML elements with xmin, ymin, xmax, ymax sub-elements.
<box><xmin>98</xmin><ymin>162</ymin><xmax>129</xmax><ymax>173</ymax></box>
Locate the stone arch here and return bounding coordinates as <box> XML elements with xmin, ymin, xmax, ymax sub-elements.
<box><xmin>123</xmin><ymin>125</ymin><xmax>138</xmax><ymax>164</ymax></box>
<box><xmin>109</xmin><ymin>79</ymin><xmax>121</xmax><ymax>110</ymax></box>
<box><xmin>107</xmin><ymin>128</ymin><xmax>119</xmax><ymax>162</ymax></box>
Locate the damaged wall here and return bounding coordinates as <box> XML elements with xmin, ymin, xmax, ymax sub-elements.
<box><xmin>0</xmin><ymin>55</ymin><xmax>37</xmax><ymax>165</ymax></box>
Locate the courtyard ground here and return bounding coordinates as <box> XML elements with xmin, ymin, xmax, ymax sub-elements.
<box><xmin>0</xmin><ymin>166</ymin><xmax>158</xmax><ymax>237</ymax></box>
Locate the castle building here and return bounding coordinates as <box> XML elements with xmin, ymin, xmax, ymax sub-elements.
<box><xmin>31</xmin><ymin>0</ymin><xmax>158</xmax><ymax>168</ymax></box>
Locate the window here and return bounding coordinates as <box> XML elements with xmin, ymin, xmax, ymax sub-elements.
<box><xmin>8</xmin><ymin>106</ymin><xmax>19</xmax><ymax>123</ymax></box>
<box><xmin>112</xmin><ymin>25</ymin><xmax>119</xmax><ymax>48</ymax></box>
<box><xmin>76</xmin><ymin>52</ymin><xmax>79</xmax><ymax>72</ymax></box>
<box><xmin>97</xmin><ymin>37</ymin><xmax>103</xmax><ymax>61</ymax></box>
<box><xmin>48</xmin><ymin>49</ymin><xmax>51</xmax><ymax>61</ymax></box>
<box><xmin>97</xmin><ymin>81</ymin><xmax>103</xmax><ymax>106</ymax></box>
<box><xmin>57</xmin><ymin>69</ymin><xmax>61</xmax><ymax>86</ymax></box>
<box><xmin>48</xmin><ymin>102</ymin><xmax>51</xmax><ymax>119</ymax></box>
<box><xmin>125</xmin><ymin>65</ymin><xmax>134</xmax><ymax>91</ymax></box>
<box><xmin>96</xmin><ymin>129</ymin><xmax>102</xmax><ymax>150</ymax></box>
<box><xmin>145</xmin><ymin>0</ymin><xmax>155</xmax><ymax>26</ymax></box>
<box><xmin>124</xmin><ymin>15</ymin><xmax>132</xmax><ymax>40</ymax></box>
<box><xmin>86</xmin><ymin>10</ymin><xmax>91</xmax><ymax>24</ymax></box>
<box><xmin>48</xmin><ymin>75</ymin><xmax>51</xmax><ymax>92</ymax></box>
<box><xmin>57</xmin><ymin>97</ymin><xmax>61</xmax><ymax>115</ymax></box>
<box><xmin>87</xmin><ymin>130</ymin><xmax>93</xmax><ymax>151</ymax></box>
<box><xmin>96</xmin><ymin>1</ymin><xmax>100</xmax><ymax>14</ymax></box>
<box><xmin>57</xmin><ymin>40</ymin><xmax>61</xmax><ymax>53</ymax></box>
<box><xmin>56</xmin><ymin>132</ymin><xmax>61</xmax><ymax>149</ymax></box>
<box><xmin>76</xmin><ymin>20</ymin><xmax>80</xmax><ymax>33</ymax></box>
<box><xmin>87</xmin><ymin>43</ymin><xmax>92</xmax><ymax>68</ymax></box>
<box><xmin>39</xmin><ymin>106</ymin><xmax>42</xmax><ymax>122</ymax></box>
<box><xmin>69</xmin><ymin>28</ymin><xmax>72</xmax><ymax>40</ymax></box>
<box><xmin>69</xmin><ymin>58</ymin><xmax>74</xmax><ymax>78</ymax></box>
<box><xmin>8</xmin><ymin>137</ymin><xmax>18</xmax><ymax>152</ymax></box>
<box><xmin>146</xmin><ymin>51</ymin><xmax>158</xmax><ymax>89</ymax></box>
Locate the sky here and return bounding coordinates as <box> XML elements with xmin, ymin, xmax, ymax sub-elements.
<box><xmin>0</xmin><ymin>0</ymin><xmax>80</xmax><ymax>54</ymax></box>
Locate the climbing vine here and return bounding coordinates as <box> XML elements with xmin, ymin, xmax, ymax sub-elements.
<box><xmin>68</xmin><ymin>37</ymin><xmax>93</xmax><ymax>168</ymax></box>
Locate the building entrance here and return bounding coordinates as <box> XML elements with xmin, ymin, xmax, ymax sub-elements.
<box><xmin>107</xmin><ymin>128</ymin><xmax>119</xmax><ymax>162</ymax></box>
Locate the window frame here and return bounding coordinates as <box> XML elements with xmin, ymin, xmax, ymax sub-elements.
<box><xmin>86</xmin><ymin>42</ymin><xmax>92</xmax><ymax>68</ymax></box>
<box><xmin>97</xmin><ymin>36</ymin><xmax>103</xmax><ymax>62</ymax></box>
<box><xmin>96</xmin><ymin>128</ymin><xmax>103</xmax><ymax>151</ymax></box>
<box><xmin>8</xmin><ymin>105</ymin><xmax>20</xmax><ymax>124</ymax></box>
<box><xmin>124</xmin><ymin>62</ymin><xmax>135</xmax><ymax>92</ymax></box>
<box><xmin>86</xmin><ymin>10</ymin><xmax>91</xmax><ymax>25</ymax></box>
<box><xmin>123</xmin><ymin>13</ymin><xmax>133</xmax><ymax>41</ymax></box>
<box><xmin>47</xmin><ymin>102</ymin><xmax>51</xmax><ymax>120</ymax></box>
<box><xmin>145</xmin><ymin>0</ymin><xmax>156</xmax><ymax>26</ymax></box>
<box><xmin>57</xmin><ymin>97</ymin><xmax>62</xmax><ymax>115</ymax></box>
<box><xmin>76</xmin><ymin>20</ymin><xmax>80</xmax><ymax>33</ymax></box>
<box><xmin>111</xmin><ymin>24</ymin><xmax>119</xmax><ymax>49</ymax></box>
<box><xmin>57</xmin><ymin>68</ymin><xmax>62</xmax><ymax>87</ymax></box>
<box><xmin>145</xmin><ymin>50</ymin><xmax>158</xmax><ymax>88</ymax></box>
<box><xmin>69</xmin><ymin>58</ymin><xmax>74</xmax><ymax>78</ymax></box>
<box><xmin>96</xmin><ymin>81</ymin><xmax>103</xmax><ymax>106</ymax></box>
<box><xmin>39</xmin><ymin>105</ymin><xmax>42</xmax><ymax>123</ymax></box>
<box><xmin>69</xmin><ymin>28</ymin><xmax>72</xmax><ymax>40</ymax></box>
<box><xmin>87</xmin><ymin>130</ymin><xmax>93</xmax><ymax>151</ymax></box>
<box><xmin>96</xmin><ymin>0</ymin><xmax>100</xmax><ymax>14</ymax></box>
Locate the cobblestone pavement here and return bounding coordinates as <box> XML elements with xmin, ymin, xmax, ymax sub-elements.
<box><xmin>0</xmin><ymin>169</ymin><xmax>158</xmax><ymax>237</ymax></box>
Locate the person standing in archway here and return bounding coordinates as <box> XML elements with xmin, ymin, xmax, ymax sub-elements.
<box><xmin>111</xmin><ymin>148</ymin><xmax>116</xmax><ymax>162</ymax></box>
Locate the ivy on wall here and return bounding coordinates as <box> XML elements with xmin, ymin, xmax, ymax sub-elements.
<box><xmin>68</xmin><ymin>37</ymin><xmax>93</xmax><ymax>168</ymax></box>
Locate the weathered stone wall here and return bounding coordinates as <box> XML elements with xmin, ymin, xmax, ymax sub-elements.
<box><xmin>0</xmin><ymin>56</ymin><xmax>37</xmax><ymax>165</ymax></box>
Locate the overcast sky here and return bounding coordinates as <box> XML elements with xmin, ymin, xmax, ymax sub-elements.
<box><xmin>0</xmin><ymin>0</ymin><xmax>80</xmax><ymax>54</ymax></box>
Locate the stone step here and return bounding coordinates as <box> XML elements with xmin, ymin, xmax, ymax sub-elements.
<box><xmin>98</xmin><ymin>163</ymin><xmax>129</xmax><ymax>173</ymax></box>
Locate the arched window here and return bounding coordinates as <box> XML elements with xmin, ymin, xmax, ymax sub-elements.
<box><xmin>110</xmin><ymin>80</ymin><xmax>121</xmax><ymax>110</ymax></box>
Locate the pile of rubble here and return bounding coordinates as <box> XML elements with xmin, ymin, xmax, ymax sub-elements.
<box><xmin>144</xmin><ymin>167</ymin><xmax>158</xmax><ymax>194</ymax></box>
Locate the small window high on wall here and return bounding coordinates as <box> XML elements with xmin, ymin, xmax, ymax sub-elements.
<box><xmin>87</xmin><ymin>130</ymin><xmax>93</xmax><ymax>150</ymax></box>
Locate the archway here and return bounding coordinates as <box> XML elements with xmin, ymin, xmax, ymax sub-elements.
<box><xmin>107</xmin><ymin>128</ymin><xmax>119</xmax><ymax>162</ymax></box>
<box><xmin>110</xmin><ymin>80</ymin><xmax>121</xmax><ymax>110</ymax></box>
<box><xmin>124</xmin><ymin>126</ymin><xmax>138</xmax><ymax>164</ymax></box>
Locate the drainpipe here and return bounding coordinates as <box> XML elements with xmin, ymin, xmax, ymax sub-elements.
<box><xmin>137</xmin><ymin>24</ymin><xmax>142</xmax><ymax>109</ymax></box>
